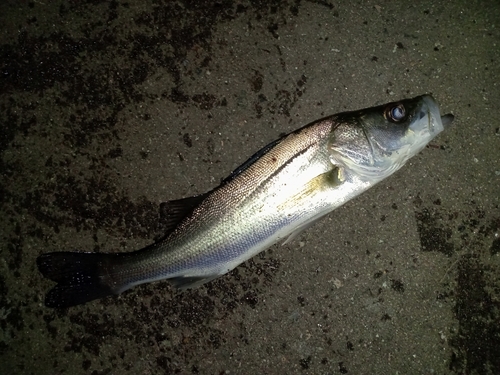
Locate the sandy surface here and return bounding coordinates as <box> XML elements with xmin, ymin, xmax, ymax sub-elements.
<box><xmin>1</xmin><ymin>1</ymin><xmax>499</xmax><ymax>374</ymax></box>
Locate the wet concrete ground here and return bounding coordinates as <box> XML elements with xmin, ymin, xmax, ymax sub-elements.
<box><xmin>1</xmin><ymin>1</ymin><xmax>499</xmax><ymax>374</ymax></box>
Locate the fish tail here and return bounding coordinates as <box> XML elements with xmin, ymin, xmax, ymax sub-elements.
<box><xmin>37</xmin><ymin>252</ymin><xmax>127</xmax><ymax>308</ymax></box>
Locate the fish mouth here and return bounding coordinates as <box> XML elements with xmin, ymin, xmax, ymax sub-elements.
<box><xmin>441</xmin><ymin>113</ymin><xmax>455</xmax><ymax>128</ymax></box>
<box><xmin>421</xmin><ymin>95</ymin><xmax>454</xmax><ymax>133</ymax></box>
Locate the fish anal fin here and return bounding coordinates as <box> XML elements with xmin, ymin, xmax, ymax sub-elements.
<box><xmin>168</xmin><ymin>275</ymin><xmax>220</xmax><ymax>290</ymax></box>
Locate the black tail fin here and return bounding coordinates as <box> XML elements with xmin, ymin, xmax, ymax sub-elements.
<box><xmin>37</xmin><ymin>252</ymin><xmax>125</xmax><ymax>308</ymax></box>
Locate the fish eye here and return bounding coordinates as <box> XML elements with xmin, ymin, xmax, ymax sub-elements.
<box><xmin>385</xmin><ymin>103</ymin><xmax>407</xmax><ymax>123</ymax></box>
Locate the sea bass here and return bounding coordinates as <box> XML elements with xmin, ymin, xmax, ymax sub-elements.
<box><xmin>37</xmin><ymin>95</ymin><xmax>453</xmax><ymax>308</ymax></box>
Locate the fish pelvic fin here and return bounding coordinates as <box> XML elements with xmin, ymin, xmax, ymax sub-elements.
<box><xmin>37</xmin><ymin>252</ymin><xmax>126</xmax><ymax>308</ymax></box>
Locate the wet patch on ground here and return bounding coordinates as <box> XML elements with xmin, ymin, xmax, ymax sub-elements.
<box><xmin>414</xmin><ymin>199</ymin><xmax>500</xmax><ymax>375</ymax></box>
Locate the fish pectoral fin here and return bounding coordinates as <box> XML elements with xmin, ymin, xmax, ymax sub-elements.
<box><xmin>295</xmin><ymin>166</ymin><xmax>343</xmax><ymax>199</ymax></box>
<box><xmin>279</xmin><ymin>166</ymin><xmax>343</xmax><ymax>210</ymax></box>
<box><xmin>281</xmin><ymin>167</ymin><xmax>343</xmax><ymax>245</ymax></box>
<box><xmin>159</xmin><ymin>192</ymin><xmax>210</xmax><ymax>236</ymax></box>
<box><xmin>168</xmin><ymin>275</ymin><xmax>220</xmax><ymax>290</ymax></box>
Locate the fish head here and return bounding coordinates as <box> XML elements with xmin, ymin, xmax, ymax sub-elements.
<box><xmin>328</xmin><ymin>95</ymin><xmax>453</xmax><ymax>181</ymax></box>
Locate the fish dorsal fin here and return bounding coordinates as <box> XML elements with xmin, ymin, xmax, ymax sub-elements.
<box><xmin>222</xmin><ymin>137</ymin><xmax>282</xmax><ymax>184</ymax></box>
<box><xmin>159</xmin><ymin>193</ymin><xmax>209</xmax><ymax>236</ymax></box>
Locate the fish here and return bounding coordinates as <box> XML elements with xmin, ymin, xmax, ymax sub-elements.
<box><xmin>37</xmin><ymin>94</ymin><xmax>454</xmax><ymax>308</ymax></box>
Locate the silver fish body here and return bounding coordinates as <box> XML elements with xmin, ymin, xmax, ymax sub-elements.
<box><xmin>37</xmin><ymin>95</ymin><xmax>453</xmax><ymax>307</ymax></box>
